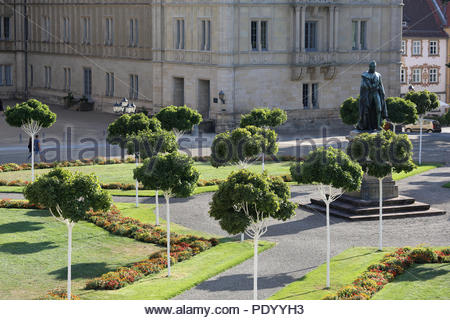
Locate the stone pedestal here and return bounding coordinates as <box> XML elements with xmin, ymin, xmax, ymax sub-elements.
<box><xmin>346</xmin><ymin>174</ymin><xmax>398</xmax><ymax>200</ymax></box>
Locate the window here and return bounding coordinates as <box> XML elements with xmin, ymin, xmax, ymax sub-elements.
<box><xmin>352</xmin><ymin>21</ymin><xmax>358</xmax><ymax>50</ymax></box>
<box><xmin>312</xmin><ymin>83</ymin><xmax>319</xmax><ymax>109</ymax></box>
<box><xmin>42</xmin><ymin>16</ymin><xmax>50</xmax><ymax>42</ymax></box>
<box><xmin>82</xmin><ymin>17</ymin><xmax>91</xmax><ymax>44</ymax></box>
<box><xmin>0</xmin><ymin>65</ymin><xmax>12</xmax><ymax>86</ymax></box>
<box><xmin>400</xmin><ymin>68</ymin><xmax>406</xmax><ymax>84</ymax></box>
<box><xmin>429</xmin><ymin>68</ymin><xmax>438</xmax><ymax>83</ymax></box>
<box><xmin>352</xmin><ymin>20</ymin><xmax>367</xmax><ymax>50</ymax></box>
<box><xmin>360</xmin><ymin>21</ymin><xmax>367</xmax><ymax>50</ymax></box>
<box><xmin>63</xmin><ymin>17</ymin><xmax>70</xmax><ymax>43</ymax></box>
<box><xmin>302</xmin><ymin>84</ymin><xmax>309</xmax><ymax>109</ymax></box>
<box><xmin>83</xmin><ymin>68</ymin><xmax>92</xmax><ymax>97</ymax></box>
<box><xmin>44</xmin><ymin>66</ymin><xmax>52</xmax><ymax>88</ymax></box>
<box><xmin>0</xmin><ymin>17</ymin><xmax>11</xmax><ymax>40</ymax></box>
<box><xmin>105</xmin><ymin>72</ymin><xmax>114</xmax><ymax>97</ymax></box>
<box><xmin>305</xmin><ymin>21</ymin><xmax>317</xmax><ymax>51</ymax></box>
<box><xmin>412</xmin><ymin>40</ymin><xmax>421</xmax><ymax>55</ymax></box>
<box><xmin>175</xmin><ymin>19</ymin><xmax>185</xmax><ymax>49</ymax></box>
<box><xmin>200</xmin><ymin>19</ymin><xmax>211</xmax><ymax>51</ymax></box>
<box><xmin>129</xmin><ymin>74</ymin><xmax>139</xmax><ymax>99</ymax></box>
<box><xmin>25</xmin><ymin>15</ymin><xmax>31</xmax><ymax>40</ymax></box>
<box><xmin>429</xmin><ymin>41</ymin><xmax>438</xmax><ymax>55</ymax></box>
<box><xmin>105</xmin><ymin>17</ymin><xmax>114</xmax><ymax>45</ymax></box>
<box><xmin>412</xmin><ymin>68</ymin><xmax>421</xmax><ymax>83</ymax></box>
<box><xmin>129</xmin><ymin>19</ymin><xmax>138</xmax><ymax>47</ymax></box>
<box><xmin>401</xmin><ymin>40</ymin><xmax>406</xmax><ymax>55</ymax></box>
<box><xmin>251</xmin><ymin>20</ymin><xmax>269</xmax><ymax>51</ymax></box>
<box><xmin>29</xmin><ymin>65</ymin><xmax>33</xmax><ymax>87</ymax></box>
<box><xmin>63</xmin><ymin>67</ymin><xmax>71</xmax><ymax>91</ymax></box>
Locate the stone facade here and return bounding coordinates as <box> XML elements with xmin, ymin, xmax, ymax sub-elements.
<box><xmin>0</xmin><ymin>0</ymin><xmax>403</xmax><ymax>132</ymax></box>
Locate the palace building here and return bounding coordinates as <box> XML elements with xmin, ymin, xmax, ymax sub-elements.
<box><xmin>0</xmin><ymin>0</ymin><xmax>403</xmax><ymax>132</ymax></box>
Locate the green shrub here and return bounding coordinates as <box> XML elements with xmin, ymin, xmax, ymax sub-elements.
<box><xmin>410</xmin><ymin>247</ymin><xmax>438</xmax><ymax>263</ymax></box>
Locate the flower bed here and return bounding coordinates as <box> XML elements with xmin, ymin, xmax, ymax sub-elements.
<box><xmin>323</xmin><ymin>247</ymin><xmax>450</xmax><ymax>300</ymax></box>
<box><xmin>0</xmin><ymin>199</ymin><xmax>44</xmax><ymax>209</ymax></box>
<box><xmin>43</xmin><ymin>288</ymin><xmax>80</xmax><ymax>300</ymax></box>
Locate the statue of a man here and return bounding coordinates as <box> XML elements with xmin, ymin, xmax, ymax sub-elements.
<box><xmin>357</xmin><ymin>61</ymin><xmax>388</xmax><ymax>131</ymax></box>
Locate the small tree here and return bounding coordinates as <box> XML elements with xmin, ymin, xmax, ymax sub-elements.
<box><xmin>385</xmin><ymin>97</ymin><xmax>418</xmax><ymax>133</ymax></box>
<box><xmin>339</xmin><ymin>97</ymin><xmax>360</xmax><ymax>127</ymax></box>
<box><xmin>240</xmin><ymin>108</ymin><xmax>286</xmax><ymax>170</ymax></box>
<box><xmin>24</xmin><ymin>168</ymin><xmax>111</xmax><ymax>299</ymax></box>
<box><xmin>156</xmin><ymin>105</ymin><xmax>203</xmax><ymax>140</ymax></box>
<box><xmin>404</xmin><ymin>90</ymin><xmax>440</xmax><ymax>164</ymax></box>
<box><xmin>5</xmin><ymin>99</ymin><xmax>57</xmax><ymax>182</ymax></box>
<box><xmin>290</xmin><ymin>147</ymin><xmax>363</xmax><ymax>288</ymax></box>
<box><xmin>347</xmin><ymin>131</ymin><xmax>415</xmax><ymax>250</ymax></box>
<box><xmin>209</xmin><ymin>170</ymin><xmax>296</xmax><ymax>299</ymax></box>
<box><xmin>134</xmin><ymin>152</ymin><xmax>199</xmax><ymax>276</ymax></box>
<box><xmin>127</xmin><ymin>129</ymin><xmax>178</xmax><ymax>223</ymax></box>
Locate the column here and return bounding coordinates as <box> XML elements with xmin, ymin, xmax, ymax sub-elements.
<box><xmin>300</xmin><ymin>6</ymin><xmax>306</xmax><ymax>52</ymax></box>
<box><xmin>295</xmin><ymin>6</ymin><xmax>300</xmax><ymax>52</ymax></box>
<box><xmin>334</xmin><ymin>7</ymin><xmax>339</xmax><ymax>51</ymax></box>
<box><xmin>329</xmin><ymin>6</ymin><xmax>334</xmax><ymax>51</ymax></box>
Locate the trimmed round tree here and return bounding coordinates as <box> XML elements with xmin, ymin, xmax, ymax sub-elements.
<box><xmin>209</xmin><ymin>170</ymin><xmax>296</xmax><ymax>300</ymax></box>
<box><xmin>23</xmin><ymin>168</ymin><xmax>111</xmax><ymax>299</ymax></box>
<box><xmin>290</xmin><ymin>147</ymin><xmax>363</xmax><ymax>288</ymax></box>
<box><xmin>347</xmin><ymin>131</ymin><xmax>415</xmax><ymax>250</ymax></box>
<box><xmin>156</xmin><ymin>105</ymin><xmax>203</xmax><ymax>140</ymax></box>
<box><xmin>339</xmin><ymin>96</ymin><xmax>360</xmax><ymax>127</ymax></box>
<box><xmin>385</xmin><ymin>97</ymin><xmax>418</xmax><ymax>133</ymax></box>
<box><xmin>404</xmin><ymin>90</ymin><xmax>439</xmax><ymax>164</ymax></box>
<box><xmin>134</xmin><ymin>151</ymin><xmax>199</xmax><ymax>277</ymax></box>
<box><xmin>5</xmin><ymin>99</ymin><xmax>57</xmax><ymax>181</ymax></box>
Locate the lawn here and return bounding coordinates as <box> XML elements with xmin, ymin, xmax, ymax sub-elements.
<box><xmin>81</xmin><ymin>240</ymin><xmax>275</xmax><ymax>300</ymax></box>
<box><xmin>372</xmin><ymin>263</ymin><xmax>450</xmax><ymax>300</ymax></box>
<box><xmin>269</xmin><ymin>247</ymin><xmax>388</xmax><ymax>300</ymax></box>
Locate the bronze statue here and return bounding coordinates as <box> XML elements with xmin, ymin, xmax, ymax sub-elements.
<box><xmin>357</xmin><ymin>61</ymin><xmax>388</xmax><ymax>131</ymax></box>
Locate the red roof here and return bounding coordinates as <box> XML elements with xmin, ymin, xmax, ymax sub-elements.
<box><xmin>403</xmin><ymin>0</ymin><xmax>448</xmax><ymax>37</ymax></box>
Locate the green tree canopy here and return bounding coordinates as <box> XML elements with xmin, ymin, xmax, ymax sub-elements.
<box><xmin>386</xmin><ymin>97</ymin><xmax>418</xmax><ymax>125</ymax></box>
<box><xmin>339</xmin><ymin>97</ymin><xmax>359</xmax><ymax>126</ymax></box>
<box><xmin>24</xmin><ymin>168</ymin><xmax>112</xmax><ymax>222</ymax></box>
<box><xmin>156</xmin><ymin>105</ymin><xmax>203</xmax><ymax>134</ymax></box>
<box><xmin>290</xmin><ymin>147</ymin><xmax>363</xmax><ymax>192</ymax></box>
<box><xmin>134</xmin><ymin>151</ymin><xmax>199</xmax><ymax>197</ymax></box>
<box><xmin>347</xmin><ymin>131</ymin><xmax>416</xmax><ymax>179</ymax></box>
<box><xmin>240</xmin><ymin>108</ymin><xmax>287</xmax><ymax>128</ymax></box>
<box><xmin>209</xmin><ymin>170</ymin><xmax>296</xmax><ymax>235</ymax></box>
<box><xmin>126</xmin><ymin>129</ymin><xmax>178</xmax><ymax>159</ymax></box>
<box><xmin>5</xmin><ymin>99</ymin><xmax>57</xmax><ymax>128</ymax></box>
<box><xmin>404</xmin><ymin>90</ymin><xmax>440</xmax><ymax>116</ymax></box>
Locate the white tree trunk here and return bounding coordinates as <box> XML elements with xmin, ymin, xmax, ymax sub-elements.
<box><xmin>326</xmin><ymin>201</ymin><xmax>331</xmax><ymax>289</ymax></box>
<box><xmin>155</xmin><ymin>190</ymin><xmax>160</xmax><ymax>226</ymax></box>
<box><xmin>31</xmin><ymin>135</ymin><xmax>35</xmax><ymax>182</ymax></box>
<box><xmin>378</xmin><ymin>177</ymin><xmax>383</xmax><ymax>251</ymax></box>
<box><xmin>253</xmin><ymin>235</ymin><xmax>259</xmax><ymax>300</ymax></box>
<box><xmin>21</xmin><ymin>120</ymin><xmax>43</xmax><ymax>182</ymax></box>
<box><xmin>240</xmin><ymin>233</ymin><xmax>244</xmax><ymax>242</ymax></box>
<box><xmin>392</xmin><ymin>123</ymin><xmax>396</xmax><ymax>133</ymax></box>
<box><xmin>261</xmin><ymin>153</ymin><xmax>265</xmax><ymax>172</ymax></box>
<box><xmin>165</xmin><ymin>193</ymin><xmax>171</xmax><ymax>277</ymax></box>
<box><xmin>419</xmin><ymin>116</ymin><xmax>423</xmax><ymax>165</ymax></box>
<box><xmin>66</xmin><ymin>222</ymin><xmax>74</xmax><ymax>300</ymax></box>
<box><xmin>135</xmin><ymin>155</ymin><xmax>139</xmax><ymax>208</ymax></box>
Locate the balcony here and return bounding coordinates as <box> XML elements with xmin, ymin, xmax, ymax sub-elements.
<box><xmin>294</xmin><ymin>51</ymin><xmax>337</xmax><ymax>66</ymax></box>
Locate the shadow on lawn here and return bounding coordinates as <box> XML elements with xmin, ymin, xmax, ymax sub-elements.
<box><xmin>0</xmin><ymin>221</ymin><xmax>44</xmax><ymax>234</ymax></box>
<box><xmin>25</xmin><ymin>210</ymin><xmax>50</xmax><ymax>218</ymax></box>
<box><xmin>394</xmin><ymin>265</ymin><xmax>449</xmax><ymax>282</ymax></box>
<box><xmin>0</xmin><ymin>241</ymin><xmax>58</xmax><ymax>254</ymax></box>
<box><xmin>49</xmin><ymin>262</ymin><xmax>114</xmax><ymax>280</ymax></box>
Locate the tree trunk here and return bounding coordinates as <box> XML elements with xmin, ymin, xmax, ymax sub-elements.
<box><xmin>419</xmin><ymin>116</ymin><xmax>423</xmax><ymax>165</ymax></box>
<box><xmin>240</xmin><ymin>233</ymin><xmax>244</xmax><ymax>242</ymax></box>
<box><xmin>326</xmin><ymin>201</ymin><xmax>331</xmax><ymax>289</ymax></box>
<box><xmin>165</xmin><ymin>193</ymin><xmax>171</xmax><ymax>277</ymax></box>
<box><xmin>155</xmin><ymin>190</ymin><xmax>160</xmax><ymax>226</ymax></box>
<box><xmin>393</xmin><ymin>123</ymin><xmax>396</xmax><ymax>134</ymax></box>
<box><xmin>378</xmin><ymin>177</ymin><xmax>383</xmax><ymax>251</ymax></box>
<box><xmin>253</xmin><ymin>235</ymin><xmax>259</xmax><ymax>300</ymax></box>
<box><xmin>135</xmin><ymin>155</ymin><xmax>139</xmax><ymax>208</ymax></box>
<box><xmin>262</xmin><ymin>153</ymin><xmax>265</xmax><ymax>172</ymax></box>
<box><xmin>31</xmin><ymin>135</ymin><xmax>35</xmax><ymax>182</ymax></box>
<box><xmin>66</xmin><ymin>222</ymin><xmax>73</xmax><ymax>300</ymax></box>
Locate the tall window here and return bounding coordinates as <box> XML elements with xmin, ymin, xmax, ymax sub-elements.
<box><xmin>0</xmin><ymin>16</ymin><xmax>11</xmax><ymax>40</ymax></box>
<box><xmin>29</xmin><ymin>65</ymin><xmax>34</xmax><ymax>87</ymax></box>
<box><xmin>63</xmin><ymin>67</ymin><xmax>71</xmax><ymax>91</ymax></box>
<box><xmin>429</xmin><ymin>68</ymin><xmax>438</xmax><ymax>83</ymax></box>
<box><xmin>429</xmin><ymin>41</ymin><xmax>438</xmax><ymax>55</ymax></box>
<box><xmin>83</xmin><ymin>68</ymin><xmax>92</xmax><ymax>97</ymax></box>
<box><xmin>312</xmin><ymin>83</ymin><xmax>319</xmax><ymax>109</ymax></box>
<box><xmin>400</xmin><ymin>68</ymin><xmax>406</xmax><ymax>84</ymax></box>
<box><xmin>251</xmin><ymin>20</ymin><xmax>269</xmax><ymax>51</ymax></box>
<box><xmin>412</xmin><ymin>40</ymin><xmax>421</xmax><ymax>55</ymax></box>
<box><xmin>352</xmin><ymin>20</ymin><xmax>367</xmax><ymax>50</ymax></box>
<box><xmin>42</xmin><ymin>16</ymin><xmax>51</xmax><ymax>42</ymax></box>
<box><xmin>130</xmin><ymin>74</ymin><xmax>139</xmax><ymax>99</ymax></box>
<box><xmin>175</xmin><ymin>19</ymin><xmax>185</xmax><ymax>49</ymax></box>
<box><xmin>305</xmin><ymin>21</ymin><xmax>317</xmax><ymax>51</ymax></box>
<box><xmin>129</xmin><ymin>19</ymin><xmax>138</xmax><ymax>46</ymax></box>
<box><xmin>105</xmin><ymin>72</ymin><xmax>115</xmax><ymax>97</ymax></box>
<box><xmin>401</xmin><ymin>40</ymin><xmax>406</xmax><ymax>55</ymax></box>
<box><xmin>302</xmin><ymin>84</ymin><xmax>309</xmax><ymax>109</ymax></box>
<box><xmin>0</xmin><ymin>65</ymin><xmax>12</xmax><ymax>86</ymax></box>
<box><xmin>63</xmin><ymin>17</ymin><xmax>70</xmax><ymax>43</ymax></box>
<box><xmin>105</xmin><ymin>17</ymin><xmax>114</xmax><ymax>45</ymax></box>
<box><xmin>412</xmin><ymin>68</ymin><xmax>421</xmax><ymax>83</ymax></box>
<box><xmin>44</xmin><ymin>66</ymin><xmax>52</xmax><ymax>88</ymax></box>
<box><xmin>82</xmin><ymin>17</ymin><xmax>91</xmax><ymax>44</ymax></box>
<box><xmin>200</xmin><ymin>19</ymin><xmax>211</xmax><ymax>51</ymax></box>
